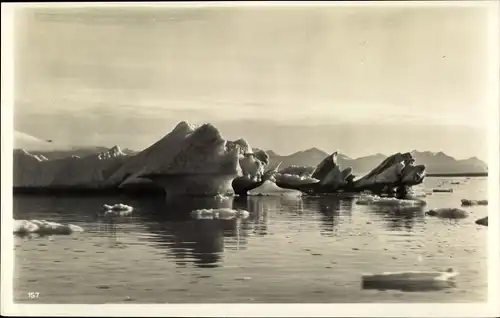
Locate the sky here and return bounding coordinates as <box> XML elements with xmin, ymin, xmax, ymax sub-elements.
<box><xmin>13</xmin><ymin>3</ymin><xmax>494</xmax><ymax>160</ymax></box>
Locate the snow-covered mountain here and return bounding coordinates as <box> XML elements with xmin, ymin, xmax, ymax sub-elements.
<box><xmin>97</xmin><ymin>145</ymin><xmax>127</xmax><ymax>160</ymax></box>
<box><xmin>267</xmin><ymin>147</ymin><xmax>352</xmax><ymax>170</ymax></box>
<box><xmin>409</xmin><ymin>150</ymin><xmax>488</xmax><ymax>174</ymax></box>
<box><xmin>267</xmin><ymin>148</ymin><xmax>487</xmax><ymax>175</ymax></box>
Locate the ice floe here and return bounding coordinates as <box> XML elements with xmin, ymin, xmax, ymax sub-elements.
<box><xmin>247</xmin><ymin>180</ymin><xmax>302</xmax><ymax>197</ymax></box>
<box><xmin>461</xmin><ymin>199</ymin><xmax>488</xmax><ymax>206</ymax></box>
<box><xmin>191</xmin><ymin>208</ymin><xmax>250</xmax><ymax>220</ymax></box>
<box><xmin>425</xmin><ymin>208</ymin><xmax>469</xmax><ymax>219</ymax></box>
<box><xmin>102</xmin><ymin>203</ymin><xmax>134</xmax><ymax>215</ymax></box>
<box><xmin>362</xmin><ymin>268</ymin><xmax>459</xmax><ymax>292</ymax></box>
<box><xmin>356</xmin><ymin>195</ymin><xmax>426</xmax><ymax>207</ymax></box>
<box><xmin>14</xmin><ymin>219</ymin><xmax>84</xmax><ymax>235</ymax></box>
<box><xmin>432</xmin><ymin>188</ymin><xmax>453</xmax><ymax>193</ymax></box>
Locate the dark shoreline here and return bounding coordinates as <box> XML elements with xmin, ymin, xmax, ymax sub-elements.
<box><xmin>426</xmin><ymin>173</ymin><xmax>488</xmax><ymax>177</ymax></box>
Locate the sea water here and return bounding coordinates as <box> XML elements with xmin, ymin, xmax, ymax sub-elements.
<box><xmin>13</xmin><ymin>177</ymin><xmax>488</xmax><ymax>303</ymax></box>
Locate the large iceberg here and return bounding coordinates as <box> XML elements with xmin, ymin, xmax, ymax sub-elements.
<box><xmin>352</xmin><ymin>152</ymin><xmax>426</xmax><ymax>190</ymax></box>
<box><xmin>272</xmin><ymin>151</ymin><xmax>426</xmax><ymax>196</ymax></box>
<box><xmin>13</xmin><ymin>122</ymin><xmax>269</xmax><ymax>197</ymax></box>
<box><xmin>14</xmin><ymin>147</ymin><xmax>128</xmax><ymax>188</ymax></box>
<box><xmin>112</xmin><ymin>122</ymin><xmax>268</xmax><ymax>196</ymax></box>
<box><xmin>313</xmin><ymin>152</ymin><xmax>353</xmax><ymax>189</ymax></box>
<box><xmin>135</xmin><ymin>123</ymin><xmax>244</xmax><ymax>196</ymax></box>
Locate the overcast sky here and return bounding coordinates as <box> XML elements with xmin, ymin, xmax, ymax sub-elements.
<box><xmin>13</xmin><ymin>4</ymin><xmax>493</xmax><ymax>160</ymax></box>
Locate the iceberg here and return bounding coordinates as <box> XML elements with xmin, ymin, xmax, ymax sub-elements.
<box><xmin>104</xmin><ymin>121</ymin><xmax>198</xmax><ymax>188</ymax></box>
<box><xmin>14</xmin><ymin>147</ymin><xmax>128</xmax><ymax>188</ymax></box>
<box><xmin>475</xmin><ymin>216</ymin><xmax>488</xmax><ymax>226</ymax></box>
<box><xmin>274</xmin><ymin>152</ymin><xmax>354</xmax><ymax>194</ymax></box>
<box><xmin>362</xmin><ymin>268</ymin><xmax>458</xmax><ymax>292</ymax></box>
<box><xmin>14</xmin><ymin>219</ymin><xmax>84</xmax><ymax>235</ymax></box>
<box><xmin>247</xmin><ymin>180</ymin><xmax>302</xmax><ymax>197</ymax></box>
<box><xmin>353</xmin><ymin>152</ymin><xmax>426</xmax><ymax>190</ymax></box>
<box><xmin>310</xmin><ymin>152</ymin><xmax>353</xmax><ymax>189</ymax></box>
<box><xmin>273</xmin><ymin>151</ymin><xmax>425</xmax><ymax>196</ymax></box>
<box><xmin>232</xmin><ymin>160</ymin><xmax>281</xmax><ymax>196</ymax></box>
<box><xmin>13</xmin><ymin>123</ymin><xmax>428</xmax><ymax>199</ymax></box>
<box><xmin>14</xmin><ymin>122</ymin><xmax>268</xmax><ymax>197</ymax></box>
<box><xmin>137</xmin><ymin>123</ymin><xmax>246</xmax><ymax>196</ymax></box>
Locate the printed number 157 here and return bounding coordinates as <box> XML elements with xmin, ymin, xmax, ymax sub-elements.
<box><xmin>28</xmin><ymin>292</ymin><xmax>39</xmax><ymax>299</ymax></box>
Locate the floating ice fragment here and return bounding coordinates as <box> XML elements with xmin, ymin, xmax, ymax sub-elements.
<box><xmin>247</xmin><ymin>180</ymin><xmax>302</xmax><ymax>197</ymax></box>
<box><xmin>475</xmin><ymin>216</ymin><xmax>488</xmax><ymax>226</ymax></box>
<box><xmin>14</xmin><ymin>219</ymin><xmax>84</xmax><ymax>235</ymax></box>
<box><xmin>356</xmin><ymin>195</ymin><xmax>426</xmax><ymax>207</ymax></box>
<box><xmin>432</xmin><ymin>188</ymin><xmax>453</xmax><ymax>193</ymax></box>
<box><xmin>425</xmin><ymin>208</ymin><xmax>469</xmax><ymax>219</ymax></box>
<box><xmin>362</xmin><ymin>268</ymin><xmax>459</xmax><ymax>292</ymax></box>
<box><xmin>461</xmin><ymin>199</ymin><xmax>488</xmax><ymax>206</ymax></box>
<box><xmin>102</xmin><ymin>203</ymin><xmax>134</xmax><ymax>215</ymax></box>
<box><xmin>191</xmin><ymin>208</ymin><xmax>250</xmax><ymax>220</ymax></box>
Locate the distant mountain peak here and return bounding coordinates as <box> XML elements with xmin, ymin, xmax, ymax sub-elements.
<box><xmin>305</xmin><ymin>147</ymin><xmax>324</xmax><ymax>153</ymax></box>
<box><xmin>97</xmin><ymin>145</ymin><xmax>127</xmax><ymax>160</ymax></box>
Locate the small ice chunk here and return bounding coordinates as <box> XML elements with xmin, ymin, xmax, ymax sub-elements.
<box><xmin>475</xmin><ymin>216</ymin><xmax>488</xmax><ymax>226</ymax></box>
<box><xmin>102</xmin><ymin>203</ymin><xmax>134</xmax><ymax>215</ymax></box>
<box><xmin>247</xmin><ymin>180</ymin><xmax>302</xmax><ymax>197</ymax></box>
<box><xmin>425</xmin><ymin>208</ymin><xmax>468</xmax><ymax>219</ymax></box>
<box><xmin>432</xmin><ymin>188</ymin><xmax>453</xmax><ymax>193</ymax></box>
<box><xmin>362</xmin><ymin>268</ymin><xmax>459</xmax><ymax>292</ymax></box>
<box><xmin>356</xmin><ymin>195</ymin><xmax>426</xmax><ymax>207</ymax></box>
<box><xmin>191</xmin><ymin>208</ymin><xmax>250</xmax><ymax>220</ymax></box>
<box><xmin>14</xmin><ymin>219</ymin><xmax>84</xmax><ymax>235</ymax></box>
<box><xmin>461</xmin><ymin>199</ymin><xmax>488</xmax><ymax>206</ymax></box>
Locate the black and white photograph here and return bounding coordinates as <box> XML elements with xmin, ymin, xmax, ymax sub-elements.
<box><xmin>1</xmin><ymin>1</ymin><xmax>499</xmax><ymax>317</ymax></box>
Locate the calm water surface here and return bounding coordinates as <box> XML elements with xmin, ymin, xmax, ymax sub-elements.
<box><xmin>13</xmin><ymin>177</ymin><xmax>488</xmax><ymax>303</ymax></box>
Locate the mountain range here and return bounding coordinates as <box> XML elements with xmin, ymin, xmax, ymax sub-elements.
<box><xmin>264</xmin><ymin>148</ymin><xmax>488</xmax><ymax>175</ymax></box>
<box><xmin>14</xmin><ymin>130</ymin><xmax>488</xmax><ymax>176</ymax></box>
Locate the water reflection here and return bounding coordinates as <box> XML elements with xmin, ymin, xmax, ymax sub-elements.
<box><xmin>13</xmin><ymin>193</ymin><xmax>425</xmax><ymax>268</ymax></box>
<box><xmin>303</xmin><ymin>196</ymin><xmax>355</xmax><ymax>237</ymax></box>
<box><xmin>365</xmin><ymin>205</ymin><xmax>426</xmax><ymax>232</ymax></box>
<box><xmin>134</xmin><ymin>196</ymin><xmax>251</xmax><ymax>268</ymax></box>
